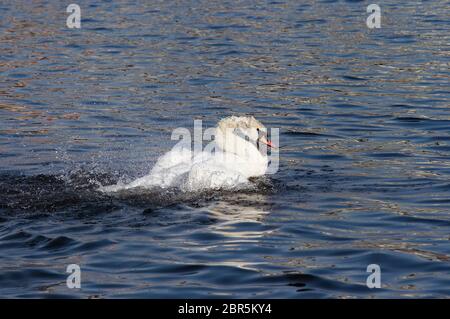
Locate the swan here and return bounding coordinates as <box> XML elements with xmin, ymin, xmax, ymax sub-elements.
<box><xmin>100</xmin><ymin>116</ymin><xmax>275</xmax><ymax>192</ymax></box>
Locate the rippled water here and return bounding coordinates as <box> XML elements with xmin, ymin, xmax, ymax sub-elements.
<box><xmin>1</xmin><ymin>0</ymin><xmax>450</xmax><ymax>298</ymax></box>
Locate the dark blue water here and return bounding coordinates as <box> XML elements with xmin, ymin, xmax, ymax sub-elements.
<box><xmin>1</xmin><ymin>0</ymin><xmax>450</xmax><ymax>298</ymax></box>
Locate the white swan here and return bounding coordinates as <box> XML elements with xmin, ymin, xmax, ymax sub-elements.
<box><xmin>100</xmin><ymin>116</ymin><xmax>275</xmax><ymax>192</ymax></box>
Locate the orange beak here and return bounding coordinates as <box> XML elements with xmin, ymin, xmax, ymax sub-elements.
<box><xmin>261</xmin><ymin>138</ymin><xmax>277</xmax><ymax>149</ymax></box>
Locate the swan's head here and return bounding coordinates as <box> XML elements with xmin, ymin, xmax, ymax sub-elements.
<box><xmin>215</xmin><ymin>116</ymin><xmax>274</xmax><ymax>158</ymax></box>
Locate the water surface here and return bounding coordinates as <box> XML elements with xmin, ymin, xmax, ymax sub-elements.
<box><xmin>0</xmin><ymin>0</ymin><xmax>450</xmax><ymax>298</ymax></box>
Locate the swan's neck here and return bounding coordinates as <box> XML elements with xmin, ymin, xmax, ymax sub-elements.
<box><xmin>215</xmin><ymin>128</ymin><xmax>268</xmax><ymax>176</ymax></box>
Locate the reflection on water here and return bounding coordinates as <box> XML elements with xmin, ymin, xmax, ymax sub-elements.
<box><xmin>1</xmin><ymin>0</ymin><xmax>450</xmax><ymax>298</ymax></box>
<box><xmin>207</xmin><ymin>202</ymin><xmax>272</xmax><ymax>239</ymax></box>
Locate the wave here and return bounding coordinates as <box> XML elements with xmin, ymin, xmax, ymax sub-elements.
<box><xmin>0</xmin><ymin>170</ymin><xmax>278</xmax><ymax>215</ymax></box>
